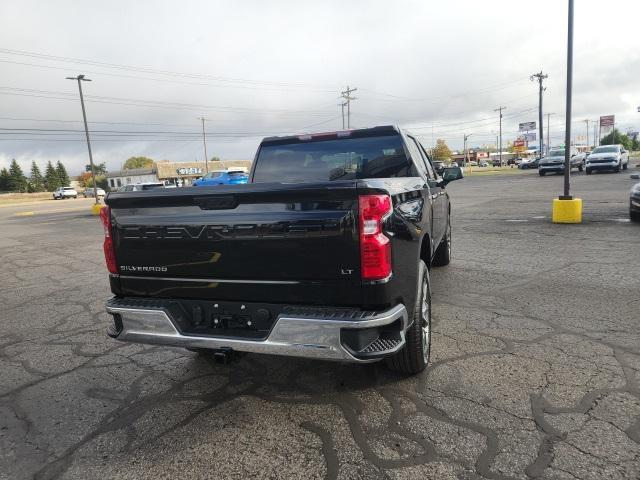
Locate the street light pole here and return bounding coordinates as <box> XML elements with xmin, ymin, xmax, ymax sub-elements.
<box><xmin>562</xmin><ymin>0</ymin><xmax>574</xmax><ymax>199</ymax></box>
<box><xmin>66</xmin><ymin>75</ymin><xmax>98</xmax><ymax>204</ymax></box>
<box><xmin>494</xmin><ymin>106</ymin><xmax>506</xmax><ymax>165</ymax></box>
<box><xmin>546</xmin><ymin>113</ymin><xmax>555</xmax><ymax>155</ymax></box>
<box><xmin>198</xmin><ymin>117</ymin><xmax>209</xmax><ymax>173</ymax></box>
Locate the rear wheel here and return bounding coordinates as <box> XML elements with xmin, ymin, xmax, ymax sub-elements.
<box><xmin>432</xmin><ymin>217</ymin><xmax>451</xmax><ymax>267</ymax></box>
<box><xmin>539</xmin><ymin>171</ymin><xmax>545</xmax><ymax>176</ymax></box>
<box><xmin>586</xmin><ymin>168</ymin><xmax>592</xmax><ymax>175</ymax></box>
<box><xmin>386</xmin><ymin>261</ymin><xmax>431</xmax><ymax>374</ymax></box>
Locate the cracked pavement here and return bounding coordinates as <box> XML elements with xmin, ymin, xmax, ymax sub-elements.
<box><xmin>1</xmin><ymin>171</ymin><xmax>639</xmax><ymax>479</ymax></box>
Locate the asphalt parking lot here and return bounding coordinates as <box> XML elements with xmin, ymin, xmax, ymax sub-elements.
<box><xmin>1</xmin><ymin>170</ymin><xmax>639</xmax><ymax>480</ymax></box>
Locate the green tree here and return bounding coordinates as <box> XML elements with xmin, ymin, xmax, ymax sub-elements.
<box><xmin>123</xmin><ymin>156</ymin><xmax>154</xmax><ymax>170</ymax></box>
<box><xmin>44</xmin><ymin>160</ymin><xmax>60</xmax><ymax>191</ymax></box>
<box><xmin>432</xmin><ymin>139</ymin><xmax>453</xmax><ymax>161</ymax></box>
<box><xmin>8</xmin><ymin>159</ymin><xmax>28</xmax><ymax>192</ymax></box>
<box><xmin>600</xmin><ymin>128</ymin><xmax>631</xmax><ymax>149</ymax></box>
<box><xmin>29</xmin><ymin>161</ymin><xmax>45</xmax><ymax>192</ymax></box>
<box><xmin>56</xmin><ymin>161</ymin><xmax>70</xmax><ymax>186</ymax></box>
<box><xmin>0</xmin><ymin>167</ymin><xmax>9</xmax><ymax>191</ymax></box>
<box><xmin>85</xmin><ymin>162</ymin><xmax>107</xmax><ymax>175</ymax></box>
<box><xmin>210</xmin><ymin>156</ymin><xmax>221</xmax><ymax>162</ymax></box>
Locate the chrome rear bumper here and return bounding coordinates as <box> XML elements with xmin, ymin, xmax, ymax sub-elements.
<box><xmin>105</xmin><ymin>300</ymin><xmax>408</xmax><ymax>363</ymax></box>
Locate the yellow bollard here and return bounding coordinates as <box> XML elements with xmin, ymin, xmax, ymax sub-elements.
<box><xmin>552</xmin><ymin>198</ymin><xmax>582</xmax><ymax>224</ymax></box>
<box><xmin>91</xmin><ymin>203</ymin><xmax>106</xmax><ymax>216</ymax></box>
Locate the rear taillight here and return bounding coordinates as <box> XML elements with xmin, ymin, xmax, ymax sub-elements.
<box><xmin>359</xmin><ymin>194</ymin><xmax>392</xmax><ymax>281</ymax></box>
<box><xmin>99</xmin><ymin>206</ymin><xmax>118</xmax><ymax>274</ymax></box>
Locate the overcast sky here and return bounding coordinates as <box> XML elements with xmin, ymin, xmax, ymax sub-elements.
<box><xmin>1</xmin><ymin>0</ymin><xmax>638</xmax><ymax>174</ymax></box>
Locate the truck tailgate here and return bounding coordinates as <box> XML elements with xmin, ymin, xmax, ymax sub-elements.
<box><xmin>106</xmin><ymin>182</ymin><xmax>361</xmax><ymax>303</ymax></box>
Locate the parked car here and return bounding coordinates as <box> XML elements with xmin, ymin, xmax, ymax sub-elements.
<box><xmin>630</xmin><ymin>174</ymin><xmax>640</xmax><ymax>222</ymax></box>
<box><xmin>518</xmin><ymin>157</ymin><xmax>540</xmax><ymax>169</ymax></box>
<box><xmin>117</xmin><ymin>182</ymin><xmax>166</xmax><ymax>192</ymax></box>
<box><xmin>193</xmin><ymin>170</ymin><xmax>249</xmax><ymax>186</ymax></box>
<box><xmin>491</xmin><ymin>158</ymin><xmax>503</xmax><ymax>167</ymax></box>
<box><xmin>538</xmin><ymin>148</ymin><xmax>582</xmax><ymax>176</ymax></box>
<box><xmin>52</xmin><ymin>186</ymin><xmax>77</xmax><ymax>199</ymax></box>
<box><xmin>101</xmin><ymin>125</ymin><xmax>464</xmax><ymax>374</ymax></box>
<box><xmin>585</xmin><ymin>145</ymin><xmax>629</xmax><ymax>174</ymax></box>
<box><xmin>83</xmin><ymin>187</ymin><xmax>106</xmax><ymax>198</ymax></box>
<box><xmin>478</xmin><ymin>160</ymin><xmax>489</xmax><ymax>167</ymax></box>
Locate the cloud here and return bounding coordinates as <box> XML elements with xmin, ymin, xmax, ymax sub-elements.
<box><xmin>0</xmin><ymin>0</ymin><xmax>638</xmax><ymax>174</ymax></box>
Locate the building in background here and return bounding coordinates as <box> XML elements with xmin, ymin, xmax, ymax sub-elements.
<box><xmin>106</xmin><ymin>167</ymin><xmax>158</xmax><ymax>190</ymax></box>
<box><xmin>106</xmin><ymin>160</ymin><xmax>253</xmax><ymax>190</ymax></box>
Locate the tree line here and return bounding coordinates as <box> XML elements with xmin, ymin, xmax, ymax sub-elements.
<box><xmin>0</xmin><ymin>160</ymin><xmax>70</xmax><ymax>193</ymax></box>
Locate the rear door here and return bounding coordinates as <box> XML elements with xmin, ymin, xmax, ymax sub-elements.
<box><xmin>404</xmin><ymin>135</ymin><xmax>444</xmax><ymax>247</ymax></box>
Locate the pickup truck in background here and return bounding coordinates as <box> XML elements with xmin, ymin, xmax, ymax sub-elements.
<box><xmin>101</xmin><ymin>126</ymin><xmax>463</xmax><ymax>374</ymax></box>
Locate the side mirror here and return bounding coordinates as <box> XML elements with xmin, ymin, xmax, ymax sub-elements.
<box><xmin>440</xmin><ymin>166</ymin><xmax>464</xmax><ymax>186</ymax></box>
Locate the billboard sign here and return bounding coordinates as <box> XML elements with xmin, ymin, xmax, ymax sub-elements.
<box><xmin>519</xmin><ymin>122</ymin><xmax>536</xmax><ymax>132</ymax></box>
<box><xmin>599</xmin><ymin>115</ymin><xmax>615</xmax><ymax>140</ymax></box>
<box><xmin>599</xmin><ymin>115</ymin><xmax>614</xmax><ymax>127</ymax></box>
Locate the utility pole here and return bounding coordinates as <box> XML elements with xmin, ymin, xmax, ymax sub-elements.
<box><xmin>494</xmin><ymin>106</ymin><xmax>506</xmax><ymax>165</ymax></box>
<box><xmin>198</xmin><ymin>117</ymin><xmax>209</xmax><ymax>173</ymax></box>
<box><xmin>463</xmin><ymin>133</ymin><xmax>472</xmax><ymax>168</ymax></box>
<box><xmin>338</xmin><ymin>101</ymin><xmax>347</xmax><ymax>130</ymax></box>
<box><xmin>546</xmin><ymin>113</ymin><xmax>555</xmax><ymax>155</ymax></box>
<box><xmin>593</xmin><ymin>120</ymin><xmax>598</xmax><ymax>147</ymax></box>
<box><xmin>530</xmin><ymin>71</ymin><xmax>548</xmax><ymax>161</ymax></box>
<box><xmin>66</xmin><ymin>75</ymin><xmax>98</xmax><ymax>205</ymax></box>
<box><xmin>341</xmin><ymin>86</ymin><xmax>357</xmax><ymax>129</ymax></box>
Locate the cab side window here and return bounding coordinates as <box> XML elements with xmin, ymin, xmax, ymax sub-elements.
<box><xmin>407</xmin><ymin>136</ymin><xmax>434</xmax><ymax>180</ymax></box>
<box><xmin>417</xmin><ymin>142</ymin><xmax>437</xmax><ymax>179</ymax></box>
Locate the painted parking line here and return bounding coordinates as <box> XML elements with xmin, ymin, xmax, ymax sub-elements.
<box><xmin>11</xmin><ymin>206</ymin><xmax>92</xmax><ymax>217</ymax></box>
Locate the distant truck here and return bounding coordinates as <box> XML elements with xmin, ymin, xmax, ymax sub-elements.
<box><xmin>538</xmin><ymin>147</ymin><xmax>582</xmax><ymax>176</ymax></box>
<box><xmin>585</xmin><ymin>145</ymin><xmax>629</xmax><ymax>174</ymax></box>
<box><xmin>101</xmin><ymin>126</ymin><xmax>463</xmax><ymax>374</ymax></box>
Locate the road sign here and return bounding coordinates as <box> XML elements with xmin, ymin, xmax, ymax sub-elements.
<box><xmin>522</xmin><ymin>132</ymin><xmax>536</xmax><ymax>142</ymax></box>
<box><xmin>599</xmin><ymin>115</ymin><xmax>614</xmax><ymax>127</ymax></box>
<box><xmin>519</xmin><ymin>122</ymin><xmax>536</xmax><ymax>132</ymax></box>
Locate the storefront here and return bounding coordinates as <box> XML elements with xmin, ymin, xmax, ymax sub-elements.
<box><xmin>155</xmin><ymin>160</ymin><xmax>252</xmax><ymax>186</ymax></box>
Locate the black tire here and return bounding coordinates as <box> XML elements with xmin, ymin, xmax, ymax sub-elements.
<box><xmin>623</xmin><ymin>162</ymin><xmax>628</xmax><ymax>171</ymax></box>
<box><xmin>631</xmin><ymin>211</ymin><xmax>640</xmax><ymax>222</ymax></box>
<box><xmin>615</xmin><ymin>162</ymin><xmax>621</xmax><ymax>173</ymax></box>
<box><xmin>539</xmin><ymin>171</ymin><xmax>545</xmax><ymax>176</ymax></box>
<box><xmin>432</xmin><ymin>217</ymin><xmax>451</xmax><ymax>267</ymax></box>
<box><xmin>386</xmin><ymin>261</ymin><xmax>431</xmax><ymax>374</ymax></box>
<box><xmin>586</xmin><ymin>169</ymin><xmax>592</xmax><ymax>175</ymax></box>
<box><xmin>578</xmin><ymin>165</ymin><xmax>583</xmax><ymax>172</ymax></box>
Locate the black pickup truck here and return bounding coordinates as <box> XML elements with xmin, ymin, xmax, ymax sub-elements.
<box><xmin>101</xmin><ymin>126</ymin><xmax>463</xmax><ymax>374</ymax></box>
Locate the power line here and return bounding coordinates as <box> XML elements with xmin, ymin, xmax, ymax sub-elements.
<box><xmin>0</xmin><ymin>86</ymin><xmax>337</xmax><ymax>115</ymax></box>
<box><xmin>0</xmin><ymin>48</ymin><xmax>339</xmax><ymax>90</ymax></box>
